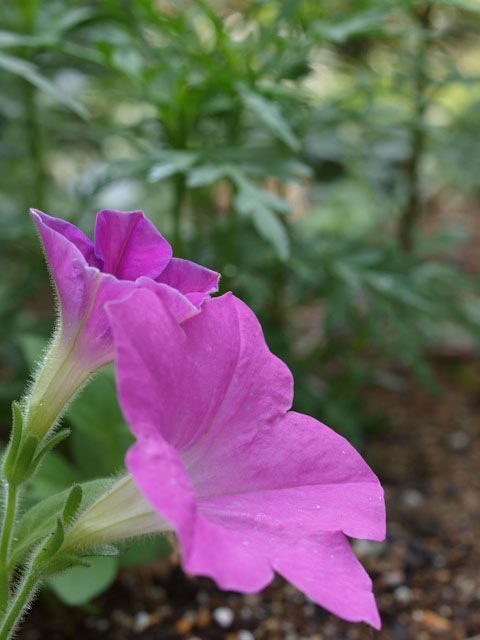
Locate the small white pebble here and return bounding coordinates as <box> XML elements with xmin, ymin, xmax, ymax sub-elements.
<box><xmin>384</xmin><ymin>570</ymin><xmax>404</xmax><ymax>587</ymax></box>
<box><xmin>448</xmin><ymin>430</ymin><xmax>470</xmax><ymax>451</ymax></box>
<box><xmin>238</xmin><ymin>631</ymin><xmax>255</xmax><ymax>640</ymax></box>
<box><xmin>133</xmin><ymin>611</ymin><xmax>151</xmax><ymax>632</ymax></box>
<box><xmin>402</xmin><ymin>489</ymin><xmax>424</xmax><ymax>508</ymax></box>
<box><xmin>412</xmin><ymin>609</ymin><xmax>424</xmax><ymax>622</ymax></box>
<box><xmin>394</xmin><ymin>586</ymin><xmax>413</xmax><ymax>604</ymax></box>
<box><xmin>213</xmin><ymin>606</ymin><xmax>234</xmax><ymax>628</ymax></box>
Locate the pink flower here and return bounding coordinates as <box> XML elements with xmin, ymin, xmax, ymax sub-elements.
<box><xmin>107</xmin><ymin>289</ymin><xmax>386</xmax><ymax>628</ymax></box>
<box><xmin>27</xmin><ymin>209</ymin><xmax>219</xmax><ymax>438</ymax></box>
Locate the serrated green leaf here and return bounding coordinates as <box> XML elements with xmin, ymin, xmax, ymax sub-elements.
<box><xmin>242</xmin><ymin>91</ymin><xmax>300</xmax><ymax>151</ymax></box>
<box><xmin>234</xmin><ymin>179</ymin><xmax>291</xmax><ymax>260</ymax></box>
<box><xmin>148</xmin><ymin>151</ymin><xmax>198</xmax><ymax>182</ymax></box>
<box><xmin>0</xmin><ymin>52</ymin><xmax>88</xmax><ymax>119</ymax></box>
<box><xmin>186</xmin><ymin>164</ymin><xmax>227</xmax><ymax>188</ymax></box>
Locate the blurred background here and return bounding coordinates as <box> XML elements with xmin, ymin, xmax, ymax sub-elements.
<box><xmin>1</xmin><ymin>0</ymin><xmax>479</xmax><ymax>638</ymax></box>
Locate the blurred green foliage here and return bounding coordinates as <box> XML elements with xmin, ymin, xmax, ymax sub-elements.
<box><xmin>1</xmin><ymin>0</ymin><xmax>480</xmax><ymax>595</ymax></box>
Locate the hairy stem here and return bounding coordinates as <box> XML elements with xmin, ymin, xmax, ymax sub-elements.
<box><xmin>0</xmin><ymin>570</ymin><xmax>40</xmax><ymax>640</ymax></box>
<box><xmin>0</xmin><ymin>485</ymin><xmax>18</xmax><ymax>615</ymax></box>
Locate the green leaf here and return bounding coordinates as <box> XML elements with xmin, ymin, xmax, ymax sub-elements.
<box><xmin>67</xmin><ymin>366</ymin><xmax>133</xmax><ymax>479</ymax></box>
<box><xmin>148</xmin><ymin>151</ymin><xmax>198</xmax><ymax>182</ymax></box>
<box><xmin>0</xmin><ymin>52</ymin><xmax>88</xmax><ymax>119</ymax></box>
<box><xmin>234</xmin><ymin>179</ymin><xmax>291</xmax><ymax>260</ymax></box>
<box><xmin>186</xmin><ymin>163</ymin><xmax>228</xmax><ymax>188</ymax></box>
<box><xmin>19</xmin><ymin>335</ymin><xmax>46</xmax><ymax>369</ymax></box>
<box><xmin>241</xmin><ymin>91</ymin><xmax>300</xmax><ymax>151</ymax></box>
<box><xmin>0</xmin><ymin>31</ymin><xmax>52</xmax><ymax>48</ymax></box>
<box><xmin>313</xmin><ymin>12</ymin><xmax>386</xmax><ymax>43</ymax></box>
<box><xmin>46</xmin><ymin>556</ymin><xmax>118</xmax><ymax>605</ymax></box>
<box><xmin>119</xmin><ymin>535</ymin><xmax>172</xmax><ymax>568</ymax></box>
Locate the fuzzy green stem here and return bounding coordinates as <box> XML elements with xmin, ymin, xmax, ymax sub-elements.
<box><xmin>0</xmin><ymin>569</ymin><xmax>40</xmax><ymax>640</ymax></box>
<box><xmin>0</xmin><ymin>484</ymin><xmax>18</xmax><ymax>615</ymax></box>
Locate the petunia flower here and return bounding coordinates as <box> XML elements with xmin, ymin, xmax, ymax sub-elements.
<box><xmin>73</xmin><ymin>288</ymin><xmax>385</xmax><ymax>628</ymax></box>
<box><xmin>26</xmin><ymin>209</ymin><xmax>219</xmax><ymax>439</ymax></box>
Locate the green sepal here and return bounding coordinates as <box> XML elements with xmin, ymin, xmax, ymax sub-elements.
<box><xmin>11</xmin><ymin>479</ymin><xmax>111</xmax><ymax>568</ymax></box>
<box><xmin>9</xmin><ymin>434</ymin><xmax>39</xmax><ymax>485</ymax></box>
<box><xmin>27</xmin><ymin>428</ymin><xmax>71</xmax><ymax>480</ymax></box>
<box><xmin>37</xmin><ymin>517</ymin><xmax>64</xmax><ymax>564</ymax></box>
<box><xmin>62</xmin><ymin>484</ymin><xmax>83</xmax><ymax>525</ymax></box>
<box><xmin>3</xmin><ymin>401</ymin><xmax>24</xmax><ymax>480</ymax></box>
<box><xmin>43</xmin><ymin>553</ymin><xmax>90</xmax><ymax>576</ymax></box>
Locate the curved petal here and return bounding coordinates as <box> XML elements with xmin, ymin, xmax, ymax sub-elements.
<box><xmin>31</xmin><ymin>209</ymin><xmax>94</xmax><ymax>340</ymax></box>
<box><xmin>72</xmin><ymin>268</ymin><xmax>135</xmax><ymax>369</ymax></box>
<box><xmin>94</xmin><ymin>209</ymin><xmax>172</xmax><ymax>280</ymax></box>
<box><xmin>108</xmin><ymin>289</ymin><xmax>384</xmax><ymax>541</ymax></box>
<box><xmin>135</xmin><ymin>277</ymin><xmax>199</xmax><ymax>323</ymax></box>
<box><xmin>157</xmin><ymin>257</ymin><xmax>220</xmax><ymax>307</ymax></box>
<box><xmin>127</xmin><ymin>438</ymin><xmax>380</xmax><ymax>628</ymax></box>
<box><xmin>127</xmin><ymin>439</ymin><xmax>274</xmax><ymax>593</ymax></box>
<box><xmin>31</xmin><ymin>209</ymin><xmax>97</xmax><ymax>265</ymax></box>
<box><xmin>107</xmin><ymin>290</ymin><xmax>293</xmax><ymax>450</ymax></box>
<box><xmin>271</xmin><ymin>533</ymin><xmax>381</xmax><ymax>629</ymax></box>
<box><xmin>193</xmin><ymin>411</ymin><xmax>385</xmax><ymax>542</ymax></box>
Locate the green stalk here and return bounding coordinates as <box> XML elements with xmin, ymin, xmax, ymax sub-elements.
<box><xmin>0</xmin><ymin>485</ymin><xmax>18</xmax><ymax>615</ymax></box>
<box><xmin>0</xmin><ymin>570</ymin><xmax>40</xmax><ymax>640</ymax></box>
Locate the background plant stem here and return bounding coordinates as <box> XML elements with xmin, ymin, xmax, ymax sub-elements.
<box><xmin>24</xmin><ymin>81</ymin><xmax>46</xmax><ymax>211</ymax></box>
<box><xmin>398</xmin><ymin>2</ymin><xmax>432</xmax><ymax>252</ymax></box>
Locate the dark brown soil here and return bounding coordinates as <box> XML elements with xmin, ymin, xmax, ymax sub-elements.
<box><xmin>22</xmin><ymin>360</ymin><xmax>480</xmax><ymax>640</ymax></box>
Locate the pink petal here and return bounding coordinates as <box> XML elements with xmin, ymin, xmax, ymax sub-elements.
<box><xmin>157</xmin><ymin>257</ymin><xmax>220</xmax><ymax>306</ymax></box>
<box><xmin>94</xmin><ymin>209</ymin><xmax>172</xmax><ymax>280</ymax></box>
<box><xmin>31</xmin><ymin>209</ymin><xmax>95</xmax><ymax>340</ymax></box>
<box><xmin>31</xmin><ymin>209</ymin><xmax>97</xmax><ymax>265</ymax></box>
<box><xmin>106</xmin><ymin>289</ymin><xmax>293</xmax><ymax>449</ymax></box>
<box><xmin>109</xmin><ymin>290</ymin><xmax>384</xmax><ymax>540</ymax></box>
<box><xmin>135</xmin><ymin>277</ymin><xmax>199</xmax><ymax>323</ymax></box>
<box><xmin>193</xmin><ymin>410</ymin><xmax>385</xmax><ymax>542</ymax></box>
<box><xmin>127</xmin><ymin>439</ymin><xmax>274</xmax><ymax>592</ymax></box>
<box><xmin>270</xmin><ymin>533</ymin><xmax>381</xmax><ymax>628</ymax></box>
<box><xmin>127</xmin><ymin>438</ymin><xmax>380</xmax><ymax>628</ymax></box>
<box><xmin>109</xmin><ymin>289</ymin><xmax>385</xmax><ymax>627</ymax></box>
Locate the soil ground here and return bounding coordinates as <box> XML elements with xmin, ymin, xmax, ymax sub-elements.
<box><xmin>23</xmin><ymin>359</ymin><xmax>480</xmax><ymax>640</ymax></box>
